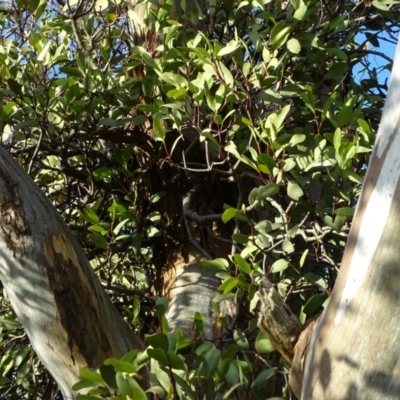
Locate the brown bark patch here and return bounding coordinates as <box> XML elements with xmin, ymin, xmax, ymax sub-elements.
<box><xmin>43</xmin><ymin>233</ymin><xmax>112</xmax><ymax>368</ymax></box>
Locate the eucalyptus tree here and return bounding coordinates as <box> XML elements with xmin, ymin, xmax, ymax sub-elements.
<box><xmin>0</xmin><ymin>0</ymin><xmax>398</xmax><ymax>399</ymax></box>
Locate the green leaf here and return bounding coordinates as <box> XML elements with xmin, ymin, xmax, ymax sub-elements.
<box><xmin>60</xmin><ymin>67</ymin><xmax>84</xmax><ymax>78</ymax></box>
<box><xmin>7</xmin><ymin>79</ymin><xmax>22</xmax><ymax>95</ymax></box>
<box><xmin>216</xmin><ymin>60</ymin><xmax>234</xmax><ymax>86</ymax></box>
<box><xmin>281</xmin><ymin>238</ymin><xmax>294</xmax><ymax>253</ymax></box>
<box><xmin>146</xmin><ymin>333</ymin><xmax>169</xmax><ymax>354</ymax></box>
<box><xmin>372</xmin><ymin>0</ymin><xmax>389</xmax><ymax>10</ymax></box>
<box><xmin>195</xmin><ymin>342</ymin><xmax>221</xmax><ymax>374</ymax></box>
<box><xmin>199</xmin><ymin>258</ymin><xmax>229</xmax><ymax>270</ymax></box>
<box><xmin>115</xmin><ymin>372</ymin><xmax>133</xmax><ymax>397</ymax></box>
<box><xmin>80</xmin><ymin>207</ymin><xmax>99</xmax><ymax>224</ymax></box>
<box><xmin>79</xmin><ymin>369</ymin><xmax>104</xmax><ymax>384</ymax></box>
<box><xmin>37</xmin><ymin>41</ymin><xmax>51</xmax><ymax>62</ymax></box>
<box><xmin>287</xmin><ymin>181</ymin><xmax>304</xmax><ymax>200</ymax></box>
<box><xmin>257</xmin><ymin>183</ymin><xmax>280</xmax><ymax>200</ymax></box>
<box><xmin>15</xmin><ymin>119</ymin><xmax>39</xmax><ymax>129</ymax></box>
<box><xmin>252</xmin><ymin>368</ymin><xmax>276</xmax><ymax>387</ymax></box>
<box><xmin>333</xmin><ymin>128</ymin><xmax>342</xmax><ymax>151</ymax></box>
<box><xmin>283</xmin><ymin>158</ymin><xmax>296</xmax><ymax>172</ymax></box>
<box><xmin>293</xmin><ymin>4</ymin><xmax>307</xmax><ymax>20</ymax></box>
<box><xmin>326</xmin><ymin>62</ymin><xmax>348</xmax><ymax>79</ymax></box>
<box><xmin>141</xmin><ymin>51</ymin><xmax>160</xmax><ymax>70</ymax></box>
<box><xmin>98</xmin><ymin>118</ymin><xmax>122</xmax><ymax>127</ymax></box>
<box><xmin>194</xmin><ymin>311</ymin><xmax>204</xmax><ymax>334</ymax></box>
<box><xmin>233</xmin><ymin>329</ymin><xmax>249</xmax><ymax>350</ymax></box>
<box><xmin>159</xmin><ymin>72</ymin><xmax>187</xmax><ymax>87</ymax></box>
<box><xmin>103</xmin><ymin>359</ymin><xmax>136</xmax><ymax>374</ymax></box>
<box><xmin>258</xmin><ymin>154</ymin><xmax>276</xmax><ymax>170</ymax></box>
<box><xmin>99</xmin><ymin>365</ymin><xmax>117</xmax><ymax>389</ymax></box>
<box><xmin>136</xmin><ymin>104</ymin><xmax>159</xmax><ymax>113</ymax></box>
<box><xmin>148</xmin><ymin>348</ymin><xmax>169</xmax><ymax>365</ymax></box>
<box><xmin>234</xmin><ymin>254</ymin><xmax>251</xmax><ymax>274</ymax></box>
<box><xmin>335</xmin><ymin>207</ymin><xmax>355</xmax><ymax>217</ymax></box>
<box><xmin>270</xmin><ymin>259</ymin><xmax>289</xmax><ymax>273</ymax></box>
<box><xmin>0</xmin><ymin>318</ymin><xmax>21</xmax><ymax>330</ymax></box>
<box><xmin>72</xmin><ymin>378</ymin><xmax>96</xmax><ymax>391</ymax></box>
<box><xmin>218</xmin><ymin>42</ymin><xmax>239</xmax><ymax>57</ymax></box>
<box><xmin>343</xmin><ymin>170</ymin><xmax>362</xmax><ymax>184</ymax></box>
<box><xmin>167</xmin><ymin>89</ymin><xmax>186</xmax><ymax>100</ymax></box>
<box><xmin>303</xmin><ymin>294</ymin><xmax>326</xmax><ymax>315</ymax></box>
<box><xmin>232</xmin><ymin>233</ymin><xmax>249</xmax><ymax>244</ymax></box>
<box><xmin>219</xmin><ymin>277</ymin><xmax>240</xmax><ymax>293</ymax></box>
<box><xmin>213</xmin><ymin>293</ymin><xmax>235</xmax><ymax>303</ymax></box>
<box><xmin>153</xmin><ymin>115</ymin><xmax>165</xmax><ymax>141</ymax></box>
<box><xmin>222</xmin><ymin>207</ymin><xmax>238</xmax><ymax>223</ymax></box>
<box><xmin>172</xmin><ymin>372</ymin><xmax>196</xmax><ymax>399</ymax></box>
<box><xmin>255</xmin><ymin>331</ymin><xmax>275</xmax><ymax>354</ymax></box>
<box><xmin>289</xmin><ymin>134</ymin><xmax>306</xmax><ymax>146</ymax></box>
<box><xmin>287</xmin><ymin>38</ymin><xmax>301</xmax><ymax>54</ymax></box>
<box><xmin>357</xmin><ymin>118</ymin><xmax>371</xmax><ymax>134</ymax></box>
<box><xmin>132</xmin><ymin>115</ymin><xmax>148</xmax><ymax>125</ymax></box>
<box><xmin>149</xmin><ymin>191</ymin><xmax>166</xmax><ymax>203</ymax></box>
<box><xmin>27</xmin><ymin>0</ymin><xmax>40</xmax><ymax>12</ymax></box>
<box><xmin>303</xmin><ymin>273</ymin><xmax>328</xmax><ymax>289</ymax></box>
<box><xmin>299</xmin><ymin>249</ymin><xmax>309</xmax><ymax>268</ymax></box>
<box><xmin>92</xmin><ymin>167</ymin><xmax>111</xmax><ymax>181</ymax></box>
<box><xmin>270</xmin><ymin>21</ymin><xmax>292</xmax><ymax>48</ymax></box>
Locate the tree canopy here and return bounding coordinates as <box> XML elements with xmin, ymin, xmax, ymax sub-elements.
<box><xmin>0</xmin><ymin>0</ymin><xmax>399</xmax><ymax>399</ymax></box>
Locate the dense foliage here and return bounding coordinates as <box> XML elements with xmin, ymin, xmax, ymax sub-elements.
<box><xmin>0</xmin><ymin>0</ymin><xmax>398</xmax><ymax>398</ymax></box>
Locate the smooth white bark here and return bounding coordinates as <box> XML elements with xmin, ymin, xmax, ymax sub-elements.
<box><xmin>0</xmin><ymin>148</ymin><xmax>143</xmax><ymax>399</ymax></box>
<box><xmin>302</xmin><ymin>39</ymin><xmax>400</xmax><ymax>400</ymax></box>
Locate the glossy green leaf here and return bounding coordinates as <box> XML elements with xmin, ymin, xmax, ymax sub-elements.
<box><xmin>252</xmin><ymin>368</ymin><xmax>276</xmax><ymax>387</ymax></box>
<box><xmin>146</xmin><ymin>333</ymin><xmax>169</xmax><ymax>354</ymax></box>
<box><xmin>200</xmin><ymin>258</ymin><xmax>229</xmax><ymax>270</ymax></box>
<box><xmin>153</xmin><ymin>115</ymin><xmax>165</xmax><ymax>141</ymax></box>
<box><xmin>287</xmin><ymin>38</ymin><xmax>301</xmax><ymax>54</ymax></box>
<box><xmin>303</xmin><ymin>294</ymin><xmax>326</xmax><ymax>315</ymax></box>
<box><xmin>234</xmin><ymin>254</ymin><xmax>251</xmax><ymax>274</ymax></box>
<box><xmin>270</xmin><ymin>21</ymin><xmax>292</xmax><ymax>48</ymax></box>
<box><xmin>103</xmin><ymin>359</ymin><xmax>136</xmax><ymax>374</ymax></box>
<box><xmin>281</xmin><ymin>238</ymin><xmax>294</xmax><ymax>253</ymax></box>
<box><xmin>255</xmin><ymin>331</ymin><xmax>275</xmax><ymax>354</ymax></box>
<box><xmin>287</xmin><ymin>181</ymin><xmax>304</xmax><ymax>200</ymax></box>
<box><xmin>257</xmin><ymin>183</ymin><xmax>280</xmax><ymax>200</ymax></box>
<box><xmin>335</xmin><ymin>207</ymin><xmax>355</xmax><ymax>217</ymax></box>
<box><xmin>159</xmin><ymin>72</ymin><xmax>187</xmax><ymax>87</ymax></box>
<box><xmin>79</xmin><ymin>369</ymin><xmax>104</xmax><ymax>384</ymax></box>
<box><xmin>270</xmin><ymin>259</ymin><xmax>289</xmax><ymax>273</ymax></box>
<box><xmin>222</xmin><ymin>207</ymin><xmax>238</xmax><ymax>223</ymax></box>
<box><xmin>233</xmin><ymin>329</ymin><xmax>249</xmax><ymax>350</ymax></box>
<box><xmin>219</xmin><ymin>277</ymin><xmax>240</xmax><ymax>293</ymax></box>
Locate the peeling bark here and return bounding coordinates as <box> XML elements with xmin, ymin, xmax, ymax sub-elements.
<box><xmin>257</xmin><ymin>277</ymin><xmax>303</xmax><ymax>363</ymax></box>
<box><xmin>257</xmin><ymin>277</ymin><xmax>317</xmax><ymax>399</ymax></box>
<box><xmin>0</xmin><ymin>148</ymin><xmax>144</xmax><ymax>399</ymax></box>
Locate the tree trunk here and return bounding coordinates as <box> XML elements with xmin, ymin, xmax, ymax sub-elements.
<box><xmin>301</xmin><ymin>40</ymin><xmax>400</xmax><ymax>399</ymax></box>
<box><xmin>0</xmin><ymin>148</ymin><xmax>144</xmax><ymax>399</ymax></box>
<box><xmin>163</xmin><ymin>250</ymin><xmax>222</xmax><ymax>339</ymax></box>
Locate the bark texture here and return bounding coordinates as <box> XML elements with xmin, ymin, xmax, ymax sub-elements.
<box><xmin>302</xmin><ymin>41</ymin><xmax>400</xmax><ymax>400</ymax></box>
<box><xmin>257</xmin><ymin>277</ymin><xmax>303</xmax><ymax>363</ymax></box>
<box><xmin>164</xmin><ymin>251</ymin><xmax>220</xmax><ymax>339</ymax></box>
<box><xmin>258</xmin><ymin>277</ymin><xmax>311</xmax><ymax>399</ymax></box>
<box><xmin>0</xmin><ymin>148</ymin><xmax>144</xmax><ymax>399</ymax></box>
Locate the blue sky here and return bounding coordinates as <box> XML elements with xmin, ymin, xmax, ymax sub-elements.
<box><xmin>354</xmin><ymin>32</ymin><xmax>398</xmax><ymax>87</ymax></box>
